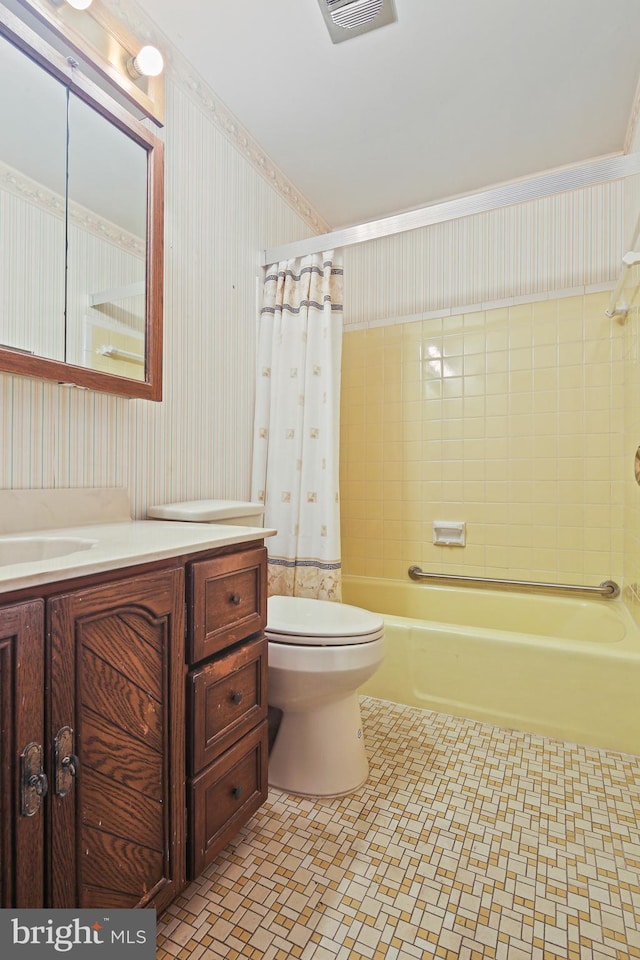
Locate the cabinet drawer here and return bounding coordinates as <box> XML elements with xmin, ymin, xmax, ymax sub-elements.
<box><xmin>189</xmin><ymin>636</ymin><xmax>267</xmax><ymax>774</ymax></box>
<box><xmin>189</xmin><ymin>547</ymin><xmax>267</xmax><ymax>663</ymax></box>
<box><xmin>188</xmin><ymin>721</ymin><xmax>268</xmax><ymax>878</ymax></box>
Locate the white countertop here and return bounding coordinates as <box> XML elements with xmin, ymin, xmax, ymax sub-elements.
<box><xmin>0</xmin><ymin>520</ymin><xmax>275</xmax><ymax>594</ymax></box>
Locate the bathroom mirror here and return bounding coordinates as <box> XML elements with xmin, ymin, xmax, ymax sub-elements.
<box><xmin>0</xmin><ymin>6</ymin><xmax>164</xmax><ymax>400</ymax></box>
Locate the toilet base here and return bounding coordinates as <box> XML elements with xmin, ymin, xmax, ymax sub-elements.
<box><xmin>268</xmin><ymin>693</ymin><xmax>370</xmax><ymax>797</ymax></box>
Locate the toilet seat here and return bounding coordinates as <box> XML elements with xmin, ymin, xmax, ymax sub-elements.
<box><xmin>266</xmin><ymin>595</ymin><xmax>384</xmax><ymax>646</ymax></box>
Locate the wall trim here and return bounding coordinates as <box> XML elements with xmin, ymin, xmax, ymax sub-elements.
<box><xmin>343</xmin><ymin>281</ymin><xmax>617</xmax><ymax>331</ymax></box>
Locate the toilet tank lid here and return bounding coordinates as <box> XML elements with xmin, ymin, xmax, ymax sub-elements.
<box><xmin>147</xmin><ymin>499</ymin><xmax>264</xmax><ymax>522</ymax></box>
<box><xmin>267</xmin><ymin>595</ymin><xmax>384</xmax><ymax>640</ymax></box>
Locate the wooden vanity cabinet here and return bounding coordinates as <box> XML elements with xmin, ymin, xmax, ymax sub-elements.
<box><xmin>0</xmin><ymin>539</ymin><xmax>269</xmax><ymax>909</ymax></box>
<box><xmin>0</xmin><ymin>566</ymin><xmax>185</xmax><ymax>913</ymax></box>
<box><xmin>186</xmin><ymin>546</ymin><xmax>269</xmax><ymax>878</ymax></box>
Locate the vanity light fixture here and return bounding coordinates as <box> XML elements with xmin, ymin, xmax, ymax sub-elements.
<box><xmin>127</xmin><ymin>44</ymin><xmax>164</xmax><ymax>79</ymax></box>
<box><xmin>16</xmin><ymin>0</ymin><xmax>165</xmax><ymax>124</ymax></box>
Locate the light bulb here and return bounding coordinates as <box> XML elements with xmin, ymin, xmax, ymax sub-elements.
<box><xmin>131</xmin><ymin>45</ymin><xmax>164</xmax><ymax>78</ymax></box>
<box><xmin>65</xmin><ymin>0</ymin><xmax>94</xmax><ymax>10</ymax></box>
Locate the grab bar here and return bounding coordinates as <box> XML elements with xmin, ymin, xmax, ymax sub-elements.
<box><xmin>408</xmin><ymin>566</ymin><xmax>620</xmax><ymax>599</ymax></box>
<box><xmin>97</xmin><ymin>345</ymin><xmax>144</xmax><ymax>364</ymax></box>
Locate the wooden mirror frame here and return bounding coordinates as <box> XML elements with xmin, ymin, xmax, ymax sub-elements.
<box><xmin>0</xmin><ymin>6</ymin><xmax>164</xmax><ymax>400</ymax></box>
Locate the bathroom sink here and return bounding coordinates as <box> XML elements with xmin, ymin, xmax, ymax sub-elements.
<box><xmin>0</xmin><ymin>536</ymin><xmax>98</xmax><ymax>566</ymax></box>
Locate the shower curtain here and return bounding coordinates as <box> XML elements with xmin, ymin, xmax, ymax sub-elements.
<box><xmin>251</xmin><ymin>251</ymin><xmax>343</xmax><ymax>600</ymax></box>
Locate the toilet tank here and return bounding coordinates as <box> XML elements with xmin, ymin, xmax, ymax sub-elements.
<box><xmin>147</xmin><ymin>499</ymin><xmax>265</xmax><ymax>526</ymax></box>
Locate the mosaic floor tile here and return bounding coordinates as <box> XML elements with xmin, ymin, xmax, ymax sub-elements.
<box><xmin>158</xmin><ymin>698</ymin><xmax>640</xmax><ymax>959</ymax></box>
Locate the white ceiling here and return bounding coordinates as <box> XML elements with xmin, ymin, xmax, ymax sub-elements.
<box><xmin>137</xmin><ymin>0</ymin><xmax>640</xmax><ymax>229</ymax></box>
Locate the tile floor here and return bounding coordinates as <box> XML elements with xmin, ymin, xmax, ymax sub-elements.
<box><xmin>158</xmin><ymin>697</ymin><xmax>640</xmax><ymax>960</ymax></box>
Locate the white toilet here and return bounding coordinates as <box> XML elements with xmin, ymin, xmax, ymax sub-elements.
<box><xmin>146</xmin><ymin>499</ymin><xmax>385</xmax><ymax>797</ymax></box>
<box><xmin>266</xmin><ymin>594</ymin><xmax>385</xmax><ymax>797</ymax></box>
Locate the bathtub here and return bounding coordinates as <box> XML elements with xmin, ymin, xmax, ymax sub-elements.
<box><xmin>343</xmin><ymin>575</ymin><xmax>640</xmax><ymax>756</ymax></box>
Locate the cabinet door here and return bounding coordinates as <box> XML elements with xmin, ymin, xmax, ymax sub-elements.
<box><xmin>0</xmin><ymin>600</ymin><xmax>45</xmax><ymax>907</ymax></box>
<box><xmin>48</xmin><ymin>569</ymin><xmax>185</xmax><ymax>912</ymax></box>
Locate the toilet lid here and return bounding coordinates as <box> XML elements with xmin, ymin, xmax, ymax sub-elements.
<box><xmin>147</xmin><ymin>499</ymin><xmax>264</xmax><ymax>522</ymax></box>
<box><xmin>266</xmin><ymin>595</ymin><xmax>384</xmax><ymax>646</ymax></box>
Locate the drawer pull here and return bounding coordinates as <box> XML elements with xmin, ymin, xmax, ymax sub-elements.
<box><xmin>230</xmin><ymin>691</ymin><xmax>244</xmax><ymax>705</ymax></box>
<box><xmin>229</xmin><ymin>592</ymin><xmax>242</xmax><ymax>606</ymax></box>
<box><xmin>232</xmin><ymin>785</ymin><xmax>243</xmax><ymax>800</ymax></box>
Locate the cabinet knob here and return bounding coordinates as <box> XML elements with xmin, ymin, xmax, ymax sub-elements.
<box><xmin>230</xmin><ymin>691</ymin><xmax>244</xmax><ymax>705</ymax></box>
<box><xmin>229</xmin><ymin>592</ymin><xmax>242</xmax><ymax>606</ymax></box>
<box><xmin>231</xmin><ymin>785</ymin><xmax>243</xmax><ymax>800</ymax></box>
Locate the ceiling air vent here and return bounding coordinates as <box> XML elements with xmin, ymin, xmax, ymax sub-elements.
<box><xmin>317</xmin><ymin>0</ymin><xmax>398</xmax><ymax>44</ymax></box>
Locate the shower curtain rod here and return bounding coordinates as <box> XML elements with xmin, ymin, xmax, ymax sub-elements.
<box><xmin>261</xmin><ymin>153</ymin><xmax>640</xmax><ymax>266</ymax></box>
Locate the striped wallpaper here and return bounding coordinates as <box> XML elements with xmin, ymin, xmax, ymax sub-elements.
<box><xmin>0</xmin><ymin>183</ymin><xmax>66</xmax><ymax>360</ymax></box>
<box><xmin>343</xmin><ymin>181</ymin><xmax>624</xmax><ymax>327</ymax></box>
<box><xmin>126</xmin><ymin>79</ymin><xmax>318</xmax><ymax>518</ymax></box>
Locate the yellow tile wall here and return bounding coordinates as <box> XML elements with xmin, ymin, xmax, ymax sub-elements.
<box><xmin>340</xmin><ymin>291</ymin><xmax>625</xmax><ymax>585</ymax></box>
